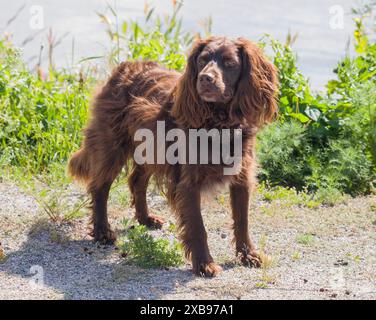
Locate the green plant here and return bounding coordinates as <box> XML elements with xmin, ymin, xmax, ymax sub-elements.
<box><xmin>254</xmin><ymin>281</ymin><xmax>269</xmax><ymax>289</ymax></box>
<box><xmin>258</xmin><ymin>183</ymin><xmax>346</xmax><ymax>209</ymax></box>
<box><xmin>257</xmin><ymin>121</ymin><xmax>310</xmax><ymax>190</ymax></box>
<box><xmin>291</xmin><ymin>251</ymin><xmax>301</xmax><ymax>261</ymax></box>
<box><xmin>95</xmin><ymin>1</ymin><xmax>199</xmax><ymax>71</ymax></box>
<box><xmin>0</xmin><ymin>40</ymin><xmax>92</xmax><ymax>173</ymax></box>
<box><xmin>256</xmin><ymin>5</ymin><xmax>376</xmax><ymax>196</ymax></box>
<box><xmin>257</xmin><ymin>77</ymin><xmax>376</xmax><ymax>195</ymax></box>
<box><xmin>296</xmin><ymin>234</ymin><xmax>315</xmax><ymax>246</ymax></box>
<box><xmin>311</xmin><ymin>187</ymin><xmax>345</xmax><ymax>207</ymax></box>
<box><xmin>117</xmin><ymin>219</ymin><xmax>183</xmax><ymax>269</ymax></box>
<box><xmin>34</xmin><ymin>187</ymin><xmax>89</xmax><ymax>223</ymax></box>
<box><xmin>264</xmin><ymin>36</ymin><xmax>323</xmax><ymax>124</ymax></box>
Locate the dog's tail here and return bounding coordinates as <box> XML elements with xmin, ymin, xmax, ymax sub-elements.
<box><xmin>68</xmin><ymin>148</ymin><xmax>90</xmax><ymax>183</ymax></box>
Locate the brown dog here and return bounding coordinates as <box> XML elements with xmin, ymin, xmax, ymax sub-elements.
<box><xmin>68</xmin><ymin>37</ymin><xmax>278</xmax><ymax>277</ymax></box>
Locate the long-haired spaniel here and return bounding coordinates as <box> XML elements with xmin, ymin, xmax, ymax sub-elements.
<box><xmin>69</xmin><ymin>36</ymin><xmax>278</xmax><ymax>277</ymax></box>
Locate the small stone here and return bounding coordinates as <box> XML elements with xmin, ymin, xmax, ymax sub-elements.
<box><xmin>334</xmin><ymin>259</ymin><xmax>348</xmax><ymax>266</ymax></box>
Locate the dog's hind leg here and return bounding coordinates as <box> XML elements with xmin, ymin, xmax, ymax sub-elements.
<box><xmin>128</xmin><ymin>165</ymin><xmax>165</xmax><ymax>229</ymax></box>
<box><xmin>89</xmin><ymin>181</ymin><xmax>116</xmax><ymax>244</ymax></box>
<box><xmin>87</xmin><ymin>143</ymin><xmax>126</xmax><ymax>244</ymax></box>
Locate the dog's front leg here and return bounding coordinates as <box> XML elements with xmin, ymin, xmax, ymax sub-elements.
<box><xmin>230</xmin><ymin>182</ymin><xmax>262</xmax><ymax>267</ymax></box>
<box><xmin>175</xmin><ymin>184</ymin><xmax>222</xmax><ymax>277</ymax></box>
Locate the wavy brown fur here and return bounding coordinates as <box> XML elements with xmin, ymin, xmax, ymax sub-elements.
<box><xmin>68</xmin><ymin>37</ymin><xmax>278</xmax><ymax>277</ymax></box>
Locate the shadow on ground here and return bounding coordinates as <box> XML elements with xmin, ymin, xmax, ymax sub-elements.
<box><xmin>0</xmin><ymin>219</ymin><xmax>197</xmax><ymax>299</ymax></box>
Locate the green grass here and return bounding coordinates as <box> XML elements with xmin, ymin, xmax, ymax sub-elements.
<box><xmin>296</xmin><ymin>234</ymin><xmax>315</xmax><ymax>246</ymax></box>
<box><xmin>0</xmin><ymin>40</ymin><xmax>91</xmax><ymax>173</ymax></box>
<box><xmin>259</xmin><ymin>183</ymin><xmax>346</xmax><ymax>209</ymax></box>
<box><xmin>254</xmin><ymin>282</ymin><xmax>269</xmax><ymax>289</ymax></box>
<box><xmin>291</xmin><ymin>251</ymin><xmax>301</xmax><ymax>261</ymax></box>
<box><xmin>97</xmin><ymin>1</ymin><xmax>197</xmax><ymax>71</ymax></box>
<box><xmin>36</xmin><ymin>190</ymin><xmax>89</xmax><ymax>223</ymax></box>
<box><xmin>117</xmin><ymin>219</ymin><xmax>184</xmax><ymax>269</ymax></box>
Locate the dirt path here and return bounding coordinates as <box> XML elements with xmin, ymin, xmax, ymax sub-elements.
<box><xmin>0</xmin><ymin>182</ymin><xmax>375</xmax><ymax>300</ymax></box>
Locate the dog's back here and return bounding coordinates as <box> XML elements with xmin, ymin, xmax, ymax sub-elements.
<box><xmin>97</xmin><ymin>61</ymin><xmax>180</xmax><ymax>107</ymax></box>
<box><xmin>68</xmin><ymin>61</ymin><xmax>180</xmax><ymax>183</ymax></box>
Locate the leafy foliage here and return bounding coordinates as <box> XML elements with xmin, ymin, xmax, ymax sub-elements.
<box><xmin>96</xmin><ymin>2</ymin><xmax>199</xmax><ymax>71</ymax></box>
<box><xmin>0</xmin><ymin>41</ymin><xmax>91</xmax><ymax>172</ymax></box>
<box><xmin>258</xmin><ymin>8</ymin><xmax>376</xmax><ymax>195</ymax></box>
<box><xmin>117</xmin><ymin>219</ymin><xmax>183</xmax><ymax>269</ymax></box>
<box><xmin>265</xmin><ymin>36</ymin><xmax>322</xmax><ymax>124</ymax></box>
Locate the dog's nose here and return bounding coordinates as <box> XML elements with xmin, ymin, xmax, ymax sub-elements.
<box><xmin>199</xmin><ymin>73</ymin><xmax>214</xmax><ymax>84</ymax></box>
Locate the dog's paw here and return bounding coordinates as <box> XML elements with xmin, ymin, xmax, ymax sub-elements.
<box><xmin>193</xmin><ymin>261</ymin><xmax>222</xmax><ymax>277</ymax></box>
<box><xmin>239</xmin><ymin>250</ymin><xmax>262</xmax><ymax>268</ymax></box>
<box><xmin>139</xmin><ymin>214</ymin><xmax>165</xmax><ymax>230</ymax></box>
<box><xmin>91</xmin><ymin>227</ymin><xmax>116</xmax><ymax>245</ymax></box>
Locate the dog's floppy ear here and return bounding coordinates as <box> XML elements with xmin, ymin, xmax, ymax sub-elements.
<box><xmin>171</xmin><ymin>38</ymin><xmax>212</xmax><ymax>128</ymax></box>
<box><xmin>230</xmin><ymin>38</ymin><xmax>278</xmax><ymax>127</ymax></box>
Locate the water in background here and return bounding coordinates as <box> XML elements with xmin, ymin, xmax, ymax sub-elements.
<box><xmin>0</xmin><ymin>0</ymin><xmax>357</xmax><ymax>90</ymax></box>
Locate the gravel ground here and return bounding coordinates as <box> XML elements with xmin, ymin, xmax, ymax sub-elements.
<box><xmin>0</xmin><ymin>182</ymin><xmax>375</xmax><ymax>300</ymax></box>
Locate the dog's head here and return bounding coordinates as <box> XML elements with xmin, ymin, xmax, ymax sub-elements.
<box><xmin>172</xmin><ymin>36</ymin><xmax>278</xmax><ymax>128</ymax></box>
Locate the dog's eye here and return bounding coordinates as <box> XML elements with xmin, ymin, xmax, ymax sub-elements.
<box><xmin>198</xmin><ymin>58</ymin><xmax>207</xmax><ymax>68</ymax></box>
